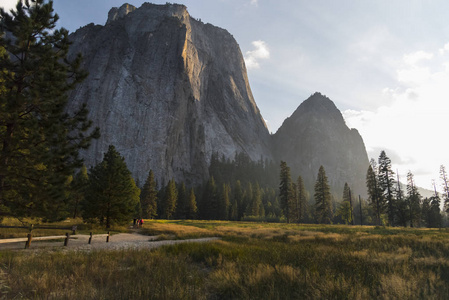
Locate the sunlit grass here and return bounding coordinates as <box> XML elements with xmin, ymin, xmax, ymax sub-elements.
<box><xmin>2</xmin><ymin>220</ymin><xmax>449</xmax><ymax>299</ymax></box>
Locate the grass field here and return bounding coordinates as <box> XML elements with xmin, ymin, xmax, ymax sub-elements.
<box><xmin>1</xmin><ymin>220</ymin><xmax>449</xmax><ymax>299</ymax></box>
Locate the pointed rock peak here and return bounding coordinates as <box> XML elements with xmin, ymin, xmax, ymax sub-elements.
<box><xmin>281</xmin><ymin>92</ymin><xmax>346</xmax><ymax>130</ymax></box>
<box><xmin>299</xmin><ymin>92</ymin><xmax>338</xmax><ymax>113</ymax></box>
<box><xmin>106</xmin><ymin>3</ymin><xmax>136</xmax><ymax>25</ymax></box>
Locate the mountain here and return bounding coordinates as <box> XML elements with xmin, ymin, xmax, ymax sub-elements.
<box><xmin>66</xmin><ymin>3</ymin><xmax>369</xmax><ymax>195</ymax></box>
<box><xmin>273</xmin><ymin>92</ymin><xmax>369</xmax><ymax>197</ymax></box>
<box><xmin>66</xmin><ymin>3</ymin><xmax>272</xmax><ymax>185</ymax></box>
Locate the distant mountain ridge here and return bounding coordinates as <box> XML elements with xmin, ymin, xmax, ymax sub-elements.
<box><xmin>66</xmin><ymin>3</ymin><xmax>370</xmax><ymax>195</ymax></box>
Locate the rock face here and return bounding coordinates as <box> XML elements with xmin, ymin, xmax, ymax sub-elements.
<box><xmin>67</xmin><ymin>3</ymin><xmax>272</xmax><ymax>185</ymax></box>
<box><xmin>273</xmin><ymin>93</ymin><xmax>369</xmax><ymax>196</ymax></box>
<box><xmin>67</xmin><ymin>3</ymin><xmax>369</xmax><ymax>194</ymax></box>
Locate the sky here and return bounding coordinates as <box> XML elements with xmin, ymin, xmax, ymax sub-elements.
<box><xmin>2</xmin><ymin>0</ymin><xmax>449</xmax><ymax>192</ymax></box>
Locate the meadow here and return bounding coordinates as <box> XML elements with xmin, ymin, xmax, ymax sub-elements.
<box><xmin>1</xmin><ymin>220</ymin><xmax>449</xmax><ymax>299</ymax></box>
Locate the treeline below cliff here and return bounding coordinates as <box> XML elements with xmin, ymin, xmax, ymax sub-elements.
<box><xmin>63</xmin><ymin>146</ymin><xmax>449</xmax><ymax>229</ymax></box>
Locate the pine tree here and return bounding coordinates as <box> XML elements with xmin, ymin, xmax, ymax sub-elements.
<box><xmin>291</xmin><ymin>182</ymin><xmax>299</xmax><ymax>222</ymax></box>
<box><xmin>0</xmin><ymin>1</ymin><xmax>99</xmax><ymax>220</ymax></box>
<box><xmin>186</xmin><ymin>188</ymin><xmax>197</xmax><ymax>219</ymax></box>
<box><xmin>406</xmin><ymin>171</ymin><xmax>421</xmax><ymax>227</ymax></box>
<box><xmin>421</xmin><ymin>197</ymin><xmax>431</xmax><ymax>227</ymax></box>
<box><xmin>69</xmin><ymin>165</ymin><xmax>88</xmax><ymax>219</ymax></box>
<box><xmin>279</xmin><ymin>161</ymin><xmax>294</xmax><ymax>223</ymax></box>
<box><xmin>314</xmin><ymin>166</ymin><xmax>332</xmax><ymax>224</ymax></box>
<box><xmin>337</xmin><ymin>183</ymin><xmax>354</xmax><ymax>225</ymax></box>
<box><xmin>82</xmin><ymin>145</ymin><xmax>140</xmax><ymax>228</ymax></box>
<box><xmin>395</xmin><ymin>173</ymin><xmax>408</xmax><ymax>227</ymax></box>
<box><xmin>366</xmin><ymin>160</ymin><xmax>385</xmax><ymax>225</ymax></box>
<box><xmin>250</xmin><ymin>182</ymin><xmax>262</xmax><ymax>217</ymax></box>
<box><xmin>140</xmin><ymin>170</ymin><xmax>158</xmax><ymax>219</ymax></box>
<box><xmin>218</xmin><ymin>183</ymin><xmax>230</xmax><ymax>220</ymax></box>
<box><xmin>201</xmin><ymin>177</ymin><xmax>218</xmax><ymax>219</ymax></box>
<box><xmin>297</xmin><ymin>176</ymin><xmax>308</xmax><ymax>223</ymax></box>
<box><xmin>164</xmin><ymin>179</ymin><xmax>177</xmax><ymax>220</ymax></box>
<box><xmin>440</xmin><ymin>165</ymin><xmax>449</xmax><ymax>213</ymax></box>
<box><xmin>175</xmin><ymin>182</ymin><xmax>187</xmax><ymax>219</ymax></box>
<box><xmin>229</xmin><ymin>198</ymin><xmax>238</xmax><ymax>221</ymax></box>
<box><xmin>378</xmin><ymin>151</ymin><xmax>396</xmax><ymax>226</ymax></box>
<box><xmin>429</xmin><ymin>195</ymin><xmax>441</xmax><ymax>228</ymax></box>
<box><xmin>234</xmin><ymin>180</ymin><xmax>244</xmax><ymax>220</ymax></box>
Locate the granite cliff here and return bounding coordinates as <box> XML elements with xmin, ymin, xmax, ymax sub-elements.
<box><xmin>67</xmin><ymin>3</ymin><xmax>369</xmax><ymax>194</ymax></box>
<box><xmin>67</xmin><ymin>3</ymin><xmax>271</xmax><ymax>185</ymax></box>
<box><xmin>273</xmin><ymin>92</ymin><xmax>369</xmax><ymax>196</ymax></box>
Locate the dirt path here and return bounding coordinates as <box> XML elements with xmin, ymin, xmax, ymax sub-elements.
<box><xmin>0</xmin><ymin>233</ymin><xmax>220</xmax><ymax>251</ymax></box>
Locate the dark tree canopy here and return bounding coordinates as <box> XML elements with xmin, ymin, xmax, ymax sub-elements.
<box><xmin>279</xmin><ymin>161</ymin><xmax>294</xmax><ymax>223</ymax></box>
<box><xmin>296</xmin><ymin>175</ymin><xmax>308</xmax><ymax>223</ymax></box>
<box><xmin>164</xmin><ymin>179</ymin><xmax>177</xmax><ymax>220</ymax></box>
<box><xmin>378</xmin><ymin>151</ymin><xmax>396</xmax><ymax>225</ymax></box>
<box><xmin>314</xmin><ymin>166</ymin><xmax>332</xmax><ymax>224</ymax></box>
<box><xmin>366</xmin><ymin>161</ymin><xmax>385</xmax><ymax>225</ymax></box>
<box><xmin>406</xmin><ymin>171</ymin><xmax>422</xmax><ymax>228</ymax></box>
<box><xmin>82</xmin><ymin>145</ymin><xmax>139</xmax><ymax>228</ymax></box>
<box><xmin>0</xmin><ymin>0</ymin><xmax>99</xmax><ymax>220</ymax></box>
<box><xmin>186</xmin><ymin>188</ymin><xmax>197</xmax><ymax>219</ymax></box>
<box><xmin>140</xmin><ymin>170</ymin><xmax>158</xmax><ymax>219</ymax></box>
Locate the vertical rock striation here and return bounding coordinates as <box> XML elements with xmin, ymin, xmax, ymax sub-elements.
<box><xmin>67</xmin><ymin>3</ymin><xmax>272</xmax><ymax>185</ymax></box>
<box><xmin>67</xmin><ymin>3</ymin><xmax>370</xmax><ymax>195</ymax></box>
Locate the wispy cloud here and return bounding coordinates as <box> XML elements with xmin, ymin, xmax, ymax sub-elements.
<box><xmin>403</xmin><ymin>51</ymin><xmax>433</xmax><ymax>65</ymax></box>
<box><xmin>244</xmin><ymin>40</ymin><xmax>270</xmax><ymax>70</ymax></box>
<box><xmin>250</xmin><ymin>0</ymin><xmax>259</xmax><ymax>6</ymax></box>
<box><xmin>439</xmin><ymin>43</ymin><xmax>449</xmax><ymax>55</ymax></box>
<box><xmin>343</xmin><ymin>42</ymin><xmax>449</xmax><ymax>189</ymax></box>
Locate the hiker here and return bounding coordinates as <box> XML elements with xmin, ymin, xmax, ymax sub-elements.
<box><xmin>139</xmin><ymin>219</ymin><xmax>144</xmax><ymax>227</ymax></box>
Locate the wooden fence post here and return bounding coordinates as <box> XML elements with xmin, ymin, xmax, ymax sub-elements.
<box><xmin>88</xmin><ymin>232</ymin><xmax>93</xmax><ymax>244</ymax></box>
<box><xmin>106</xmin><ymin>231</ymin><xmax>110</xmax><ymax>243</ymax></box>
<box><xmin>64</xmin><ymin>233</ymin><xmax>70</xmax><ymax>246</ymax></box>
<box><xmin>24</xmin><ymin>233</ymin><xmax>32</xmax><ymax>249</ymax></box>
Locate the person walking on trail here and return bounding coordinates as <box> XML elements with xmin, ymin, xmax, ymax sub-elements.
<box><xmin>139</xmin><ymin>219</ymin><xmax>144</xmax><ymax>228</ymax></box>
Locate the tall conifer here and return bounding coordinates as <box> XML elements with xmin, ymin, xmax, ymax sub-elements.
<box><xmin>366</xmin><ymin>160</ymin><xmax>385</xmax><ymax>225</ymax></box>
<box><xmin>406</xmin><ymin>171</ymin><xmax>421</xmax><ymax>227</ymax></box>
<box><xmin>83</xmin><ymin>145</ymin><xmax>140</xmax><ymax>228</ymax></box>
<box><xmin>440</xmin><ymin>165</ymin><xmax>449</xmax><ymax>212</ymax></box>
<box><xmin>140</xmin><ymin>170</ymin><xmax>158</xmax><ymax>219</ymax></box>
<box><xmin>0</xmin><ymin>0</ymin><xmax>99</xmax><ymax>220</ymax></box>
<box><xmin>69</xmin><ymin>165</ymin><xmax>88</xmax><ymax>219</ymax></box>
<box><xmin>175</xmin><ymin>183</ymin><xmax>187</xmax><ymax>219</ymax></box>
<box><xmin>378</xmin><ymin>151</ymin><xmax>396</xmax><ymax>226</ymax></box>
<box><xmin>234</xmin><ymin>180</ymin><xmax>244</xmax><ymax>220</ymax></box>
<box><xmin>337</xmin><ymin>183</ymin><xmax>354</xmax><ymax>225</ymax></box>
<box><xmin>186</xmin><ymin>188</ymin><xmax>197</xmax><ymax>219</ymax></box>
<box><xmin>279</xmin><ymin>161</ymin><xmax>294</xmax><ymax>223</ymax></box>
<box><xmin>164</xmin><ymin>179</ymin><xmax>177</xmax><ymax>219</ymax></box>
<box><xmin>314</xmin><ymin>166</ymin><xmax>332</xmax><ymax>224</ymax></box>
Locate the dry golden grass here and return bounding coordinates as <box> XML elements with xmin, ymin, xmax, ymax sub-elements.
<box><xmin>2</xmin><ymin>220</ymin><xmax>449</xmax><ymax>299</ymax></box>
<box><xmin>140</xmin><ymin>221</ymin><xmax>215</xmax><ymax>238</ymax></box>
